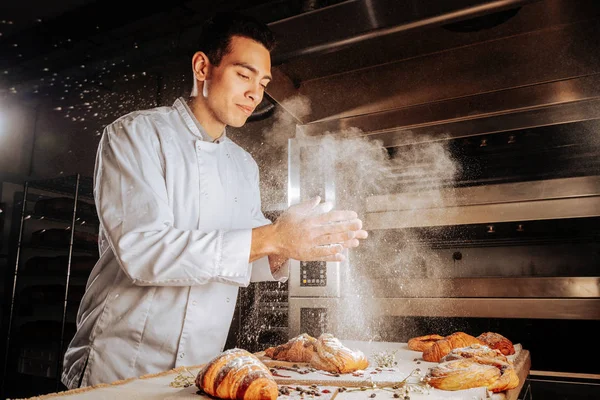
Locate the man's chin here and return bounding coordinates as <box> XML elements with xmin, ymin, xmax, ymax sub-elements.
<box><xmin>227</xmin><ymin>117</ymin><xmax>249</xmax><ymax>128</ymax></box>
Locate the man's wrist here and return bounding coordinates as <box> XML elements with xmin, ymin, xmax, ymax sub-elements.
<box><xmin>250</xmin><ymin>223</ymin><xmax>279</xmax><ymax>263</ymax></box>
<box><xmin>268</xmin><ymin>254</ymin><xmax>288</xmax><ymax>274</ymax></box>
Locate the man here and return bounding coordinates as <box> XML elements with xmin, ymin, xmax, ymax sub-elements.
<box><xmin>61</xmin><ymin>11</ymin><xmax>367</xmax><ymax>389</ymax></box>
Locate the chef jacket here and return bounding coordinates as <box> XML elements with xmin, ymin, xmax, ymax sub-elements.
<box><xmin>61</xmin><ymin>97</ymin><xmax>288</xmax><ymax>389</ymax></box>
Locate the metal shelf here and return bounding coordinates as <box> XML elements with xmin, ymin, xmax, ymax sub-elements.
<box><xmin>1</xmin><ymin>174</ymin><xmax>96</xmax><ymax>395</ymax></box>
<box><xmin>27</xmin><ymin>175</ymin><xmax>94</xmax><ymax>200</ymax></box>
<box><xmin>20</xmin><ymin>245</ymin><xmax>98</xmax><ymax>256</ymax></box>
<box><xmin>365</xmin><ymin>176</ymin><xmax>600</xmax><ymax>229</ymax></box>
<box><xmin>24</xmin><ymin>214</ymin><xmax>99</xmax><ymax>229</ymax></box>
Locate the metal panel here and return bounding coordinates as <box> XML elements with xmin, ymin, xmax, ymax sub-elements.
<box><xmin>368</xmin><ymin>298</ymin><xmax>600</xmax><ymax>319</ymax></box>
<box><xmin>287</xmin><ymin>136</ymin><xmax>301</xmax><ymax>207</ymax></box>
<box><xmin>366</xmin><ymin>195</ymin><xmax>600</xmax><ymax>229</ymax></box>
<box><xmin>369</xmin><ymin>277</ymin><xmax>600</xmax><ymax>298</ymax></box>
<box><xmin>366</xmin><ymin>176</ymin><xmax>600</xmax><ymax>212</ymax></box>
<box><xmin>287</xmin><ymin>137</ymin><xmax>342</xmax><ymax>298</ymax></box>
<box><xmin>529</xmin><ymin>370</ymin><xmax>600</xmax><ymax>380</ymax></box>
<box><xmin>288</xmin><ymin>298</ymin><xmax>340</xmax><ymax>337</ymax></box>
<box><xmin>288</xmin><ymin>260</ymin><xmax>342</xmax><ymax>298</ymax></box>
<box><xmin>302</xmin><ymin>74</ymin><xmax>600</xmax><ymax>140</ymax></box>
<box><xmin>279</xmin><ymin>16</ymin><xmax>600</xmax><ymax>123</ymax></box>
<box><xmin>288</xmin><ymin>297</ymin><xmax>600</xmax><ymax>336</ymax></box>
<box><xmin>269</xmin><ymin>0</ymin><xmax>599</xmax><ymax>83</ymax></box>
<box><xmin>372</xmin><ymin>97</ymin><xmax>600</xmax><ymax>147</ymax></box>
<box><xmin>269</xmin><ymin>0</ymin><xmax>539</xmax><ymax>63</ymax></box>
<box><xmin>364</xmin><ymin>176</ymin><xmax>600</xmax><ymax>228</ymax></box>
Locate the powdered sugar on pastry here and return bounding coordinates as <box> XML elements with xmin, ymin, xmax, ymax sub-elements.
<box><xmin>311</xmin><ymin>334</ymin><xmax>369</xmax><ymax>373</ymax></box>
<box><xmin>441</xmin><ymin>344</ymin><xmax>508</xmax><ymax>363</ymax></box>
<box><xmin>264</xmin><ymin>333</ymin><xmax>317</xmax><ymax>363</ymax></box>
<box><xmin>425</xmin><ymin>359</ymin><xmax>501</xmax><ymax>391</ymax></box>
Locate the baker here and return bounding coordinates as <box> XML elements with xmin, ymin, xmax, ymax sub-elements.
<box><xmin>61</xmin><ymin>11</ymin><xmax>368</xmax><ymax>389</ymax></box>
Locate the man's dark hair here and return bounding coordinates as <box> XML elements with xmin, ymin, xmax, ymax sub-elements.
<box><xmin>198</xmin><ymin>12</ymin><xmax>276</xmax><ymax>66</ymax></box>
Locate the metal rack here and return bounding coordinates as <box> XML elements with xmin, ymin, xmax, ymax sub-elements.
<box><xmin>1</xmin><ymin>174</ymin><xmax>98</xmax><ymax>399</ymax></box>
<box><xmin>231</xmin><ymin>208</ymin><xmax>290</xmax><ymax>354</ymax></box>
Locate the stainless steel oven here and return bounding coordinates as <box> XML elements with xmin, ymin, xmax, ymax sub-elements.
<box><xmin>261</xmin><ymin>0</ymin><xmax>600</xmax><ymax>385</ymax></box>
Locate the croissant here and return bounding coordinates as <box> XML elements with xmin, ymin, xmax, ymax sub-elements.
<box><xmin>310</xmin><ymin>333</ymin><xmax>369</xmax><ymax>373</ymax></box>
<box><xmin>264</xmin><ymin>333</ymin><xmax>316</xmax><ymax>362</ymax></box>
<box><xmin>441</xmin><ymin>344</ymin><xmax>508</xmax><ymax>363</ymax></box>
<box><xmin>425</xmin><ymin>358</ymin><xmax>501</xmax><ymax>391</ymax></box>
<box><xmin>407</xmin><ymin>334</ymin><xmax>445</xmax><ymax>352</ymax></box>
<box><xmin>422</xmin><ymin>332</ymin><xmax>486</xmax><ymax>362</ymax></box>
<box><xmin>196</xmin><ymin>348</ymin><xmax>278</xmax><ymax>400</ymax></box>
<box><xmin>477</xmin><ymin>332</ymin><xmax>515</xmax><ymax>356</ymax></box>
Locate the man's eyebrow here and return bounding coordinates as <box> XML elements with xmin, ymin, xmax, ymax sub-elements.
<box><xmin>234</xmin><ymin>62</ymin><xmax>272</xmax><ymax>81</ymax></box>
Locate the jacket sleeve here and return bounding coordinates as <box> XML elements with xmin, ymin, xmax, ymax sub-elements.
<box><xmin>245</xmin><ymin>158</ymin><xmax>289</xmax><ymax>284</ymax></box>
<box><xmin>95</xmin><ymin>118</ymin><xmax>254</xmax><ymax>286</ymax></box>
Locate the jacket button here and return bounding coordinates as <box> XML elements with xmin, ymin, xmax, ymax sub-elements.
<box><xmin>226</xmin><ymin>298</ymin><xmax>230</xmax><ymax>303</ymax></box>
<box><xmin>192</xmin><ymin>300</ymin><xmax>197</xmax><ymax>306</ymax></box>
<box><xmin>179</xmin><ymin>352</ymin><xmax>185</xmax><ymax>359</ymax></box>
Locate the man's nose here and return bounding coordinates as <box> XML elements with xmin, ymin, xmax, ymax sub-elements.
<box><xmin>246</xmin><ymin>85</ymin><xmax>261</xmax><ymax>103</ymax></box>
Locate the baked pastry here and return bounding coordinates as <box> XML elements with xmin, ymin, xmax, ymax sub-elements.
<box><xmin>441</xmin><ymin>344</ymin><xmax>508</xmax><ymax>363</ymax></box>
<box><xmin>477</xmin><ymin>332</ymin><xmax>515</xmax><ymax>356</ymax></box>
<box><xmin>407</xmin><ymin>334</ymin><xmax>445</xmax><ymax>352</ymax></box>
<box><xmin>196</xmin><ymin>348</ymin><xmax>278</xmax><ymax>400</ymax></box>
<box><xmin>264</xmin><ymin>333</ymin><xmax>316</xmax><ymax>363</ymax></box>
<box><xmin>422</xmin><ymin>332</ymin><xmax>486</xmax><ymax>362</ymax></box>
<box><xmin>428</xmin><ymin>345</ymin><xmax>519</xmax><ymax>393</ymax></box>
<box><xmin>425</xmin><ymin>358</ymin><xmax>501</xmax><ymax>391</ymax></box>
<box><xmin>474</xmin><ymin>356</ymin><xmax>519</xmax><ymax>392</ymax></box>
<box><xmin>310</xmin><ymin>333</ymin><xmax>369</xmax><ymax>373</ymax></box>
<box><xmin>263</xmin><ymin>333</ymin><xmax>368</xmax><ymax>374</ymax></box>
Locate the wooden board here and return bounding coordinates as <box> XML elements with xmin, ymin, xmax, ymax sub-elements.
<box><xmin>503</xmin><ymin>349</ymin><xmax>531</xmax><ymax>400</ymax></box>
<box><xmin>258</xmin><ymin>341</ymin><xmax>531</xmax><ymax>400</ymax></box>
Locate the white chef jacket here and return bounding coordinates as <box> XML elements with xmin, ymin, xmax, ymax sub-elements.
<box><xmin>61</xmin><ymin>97</ymin><xmax>288</xmax><ymax>389</ymax></box>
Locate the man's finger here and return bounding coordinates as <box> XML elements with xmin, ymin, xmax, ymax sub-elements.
<box><xmin>354</xmin><ymin>230</ymin><xmax>369</xmax><ymax>239</ymax></box>
<box><xmin>314</xmin><ymin>231</ymin><xmax>355</xmax><ymax>246</ymax></box>
<box><xmin>314</xmin><ymin>210</ymin><xmax>358</xmax><ymax>225</ymax></box>
<box><xmin>340</xmin><ymin>238</ymin><xmax>360</xmax><ymax>248</ymax></box>
<box><xmin>307</xmin><ymin>196</ymin><xmax>321</xmax><ymax>209</ymax></box>
<box><xmin>306</xmin><ymin>244</ymin><xmax>343</xmax><ymax>259</ymax></box>
<box><xmin>315</xmin><ymin>219</ymin><xmax>363</xmax><ymax>236</ymax></box>
<box><xmin>290</xmin><ymin>196</ymin><xmax>321</xmax><ymax>214</ymax></box>
<box><xmin>311</xmin><ymin>201</ymin><xmax>334</xmax><ymax>216</ymax></box>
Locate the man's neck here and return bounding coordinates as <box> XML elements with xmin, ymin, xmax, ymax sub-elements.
<box><xmin>186</xmin><ymin>96</ymin><xmax>225</xmax><ymax>140</ymax></box>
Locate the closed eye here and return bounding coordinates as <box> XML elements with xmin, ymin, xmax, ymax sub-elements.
<box><xmin>238</xmin><ymin>73</ymin><xmax>250</xmax><ymax>80</ymax></box>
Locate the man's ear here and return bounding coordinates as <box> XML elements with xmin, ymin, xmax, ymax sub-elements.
<box><xmin>192</xmin><ymin>51</ymin><xmax>210</xmax><ymax>82</ymax></box>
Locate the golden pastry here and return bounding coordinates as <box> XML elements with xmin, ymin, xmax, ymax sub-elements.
<box><xmin>196</xmin><ymin>348</ymin><xmax>278</xmax><ymax>400</ymax></box>
<box><xmin>310</xmin><ymin>333</ymin><xmax>369</xmax><ymax>373</ymax></box>
<box><xmin>407</xmin><ymin>334</ymin><xmax>445</xmax><ymax>352</ymax></box>
<box><xmin>441</xmin><ymin>344</ymin><xmax>508</xmax><ymax>363</ymax></box>
<box><xmin>422</xmin><ymin>332</ymin><xmax>486</xmax><ymax>362</ymax></box>
<box><xmin>428</xmin><ymin>352</ymin><xmax>519</xmax><ymax>392</ymax></box>
<box><xmin>477</xmin><ymin>332</ymin><xmax>515</xmax><ymax>356</ymax></box>
<box><xmin>264</xmin><ymin>333</ymin><xmax>316</xmax><ymax>363</ymax></box>
<box><xmin>425</xmin><ymin>358</ymin><xmax>501</xmax><ymax>391</ymax></box>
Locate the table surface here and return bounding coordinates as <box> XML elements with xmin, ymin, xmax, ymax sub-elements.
<box><xmin>13</xmin><ymin>341</ymin><xmax>531</xmax><ymax>400</ymax></box>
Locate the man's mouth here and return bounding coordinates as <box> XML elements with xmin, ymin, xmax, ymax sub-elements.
<box><xmin>237</xmin><ymin>105</ymin><xmax>254</xmax><ymax>116</ymax></box>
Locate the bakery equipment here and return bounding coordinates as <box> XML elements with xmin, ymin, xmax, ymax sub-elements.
<box><xmin>262</xmin><ymin>1</ymin><xmax>600</xmax><ymax>392</ymax></box>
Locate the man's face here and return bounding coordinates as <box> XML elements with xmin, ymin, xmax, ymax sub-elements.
<box><xmin>203</xmin><ymin>35</ymin><xmax>272</xmax><ymax>128</ymax></box>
